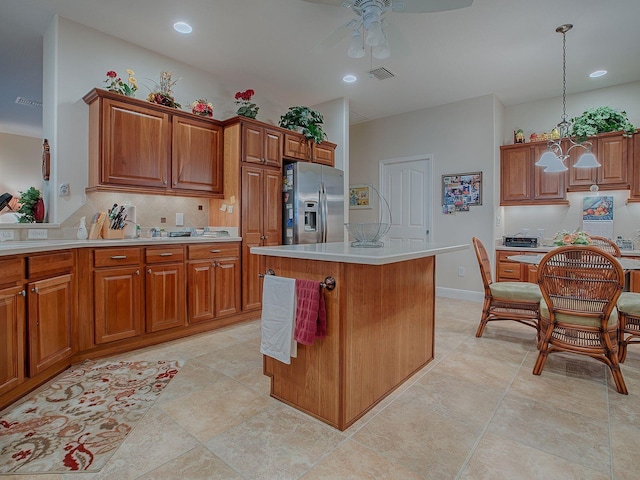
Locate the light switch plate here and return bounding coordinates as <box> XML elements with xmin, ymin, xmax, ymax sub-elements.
<box><xmin>28</xmin><ymin>229</ymin><xmax>48</xmax><ymax>239</ymax></box>
<box><xmin>176</xmin><ymin>212</ymin><xmax>184</xmax><ymax>226</ymax></box>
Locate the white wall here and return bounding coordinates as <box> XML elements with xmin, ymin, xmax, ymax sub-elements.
<box><xmin>350</xmin><ymin>94</ymin><xmax>498</xmax><ymax>294</ymax></box>
<box><xmin>503</xmin><ymin>81</ymin><xmax>640</xmax><ymax>242</ymax></box>
<box><xmin>0</xmin><ymin>133</ymin><xmax>42</xmax><ymax>199</ymax></box>
<box><xmin>44</xmin><ymin>16</ymin><xmax>291</xmax><ymax>224</ymax></box>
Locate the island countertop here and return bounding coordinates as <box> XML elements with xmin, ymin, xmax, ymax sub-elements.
<box><xmin>251</xmin><ymin>241</ymin><xmax>469</xmax><ymax>265</ymax></box>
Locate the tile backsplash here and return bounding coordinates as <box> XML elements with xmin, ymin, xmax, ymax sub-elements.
<box><xmin>61</xmin><ymin>192</ymin><xmax>210</xmax><ymax>234</ymax></box>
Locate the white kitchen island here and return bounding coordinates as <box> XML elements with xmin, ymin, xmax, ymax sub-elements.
<box><xmin>251</xmin><ymin>241</ymin><xmax>468</xmax><ymax>430</ymax></box>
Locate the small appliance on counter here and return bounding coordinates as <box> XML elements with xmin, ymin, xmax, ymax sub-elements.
<box><xmin>503</xmin><ymin>236</ymin><xmax>538</xmax><ymax>248</ymax></box>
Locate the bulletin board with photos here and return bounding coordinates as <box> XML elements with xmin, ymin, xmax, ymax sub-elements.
<box><xmin>442</xmin><ymin>172</ymin><xmax>482</xmax><ymax>214</ymax></box>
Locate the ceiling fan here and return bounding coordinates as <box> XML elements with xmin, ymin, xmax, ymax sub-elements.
<box><xmin>303</xmin><ymin>0</ymin><xmax>474</xmax><ymax>59</ymax></box>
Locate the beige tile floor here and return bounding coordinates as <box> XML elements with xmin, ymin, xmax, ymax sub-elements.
<box><xmin>2</xmin><ymin>297</ymin><xmax>640</xmax><ymax>480</ymax></box>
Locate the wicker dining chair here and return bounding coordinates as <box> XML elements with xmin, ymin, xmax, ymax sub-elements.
<box><xmin>534</xmin><ymin>245</ymin><xmax>627</xmax><ymax>394</ymax></box>
<box><xmin>589</xmin><ymin>235</ymin><xmax>621</xmax><ymax>257</ymax></box>
<box><xmin>472</xmin><ymin>237</ymin><xmax>541</xmax><ymax>337</ymax></box>
<box><xmin>616</xmin><ymin>292</ymin><xmax>640</xmax><ymax>362</ymax></box>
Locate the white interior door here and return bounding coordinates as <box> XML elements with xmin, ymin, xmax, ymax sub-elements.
<box><xmin>381</xmin><ymin>156</ymin><xmax>432</xmax><ymax>246</ymax></box>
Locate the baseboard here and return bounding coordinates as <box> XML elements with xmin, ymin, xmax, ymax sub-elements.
<box><xmin>436</xmin><ymin>287</ymin><xmax>483</xmax><ymax>303</ymax></box>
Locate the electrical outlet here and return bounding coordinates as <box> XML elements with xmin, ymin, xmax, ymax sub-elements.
<box><xmin>495</xmin><ymin>216</ymin><xmax>501</xmax><ymax>226</ymax></box>
<box><xmin>58</xmin><ymin>183</ymin><xmax>70</xmax><ymax>196</ymax></box>
<box><xmin>458</xmin><ymin>266</ymin><xmax>465</xmax><ymax>277</ymax></box>
<box><xmin>176</xmin><ymin>212</ymin><xmax>184</xmax><ymax>226</ymax></box>
<box><xmin>537</xmin><ymin>228</ymin><xmax>545</xmax><ymax>239</ymax></box>
<box><xmin>0</xmin><ymin>230</ymin><xmax>14</xmax><ymax>241</ymax></box>
<box><xmin>28</xmin><ymin>229</ymin><xmax>48</xmax><ymax>239</ymax></box>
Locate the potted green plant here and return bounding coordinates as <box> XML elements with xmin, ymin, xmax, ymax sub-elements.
<box><xmin>279</xmin><ymin>106</ymin><xmax>327</xmax><ymax>144</ymax></box>
<box><xmin>17</xmin><ymin>186</ymin><xmax>44</xmax><ymax>223</ymax></box>
<box><xmin>569</xmin><ymin>106</ymin><xmax>636</xmax><ymax>140</ymax></box>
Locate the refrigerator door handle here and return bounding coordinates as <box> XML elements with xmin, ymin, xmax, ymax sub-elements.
<box><xmin>320</xmin><ymin>182</ymin><xmax>328</xmax><ymax>243</ymax></box>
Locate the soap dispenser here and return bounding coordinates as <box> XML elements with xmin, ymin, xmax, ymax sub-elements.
<box><xmin>77</xmin><ymin>216</ymin><xmax>88</xmax><ymax>240</ymax></box>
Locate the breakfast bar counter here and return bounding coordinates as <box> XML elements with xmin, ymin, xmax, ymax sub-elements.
<box><xmin>251</xmin><ymin>241</ymin><xmax>468</xmax><ymax>430</ymax></box>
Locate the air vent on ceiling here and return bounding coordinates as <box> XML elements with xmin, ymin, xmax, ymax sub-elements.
<box><xmin>15</xmin><ymin>97</ymin><xmax>43</xmax><ymax>108</ymax></box>
<box><xmin>368</xmin><ymin>67</ymin><xmax>395</xmax><ymax>80</ymax></box>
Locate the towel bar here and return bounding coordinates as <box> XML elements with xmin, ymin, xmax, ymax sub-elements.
<box><xmin>258</xmin><ymin>270</ymin><xmax>336</xmax><ymax>291</ymax></box>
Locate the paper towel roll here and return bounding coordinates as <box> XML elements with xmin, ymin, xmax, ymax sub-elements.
<box><xmin>123</xmin><ymin>205</ymin><xmax>137</xmax><ymax>238</ymax></box>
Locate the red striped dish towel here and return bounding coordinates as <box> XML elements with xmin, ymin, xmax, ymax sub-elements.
<box><xmin>294</xmin><ymin>279</ymin><xmax>327</xmax><ymax>346</ymax></box>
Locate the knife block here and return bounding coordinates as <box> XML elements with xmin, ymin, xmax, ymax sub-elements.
<box><xmin>102</xmin><ymin>222</ymin><xmax>124</xmax><ymax>239</ymax></box>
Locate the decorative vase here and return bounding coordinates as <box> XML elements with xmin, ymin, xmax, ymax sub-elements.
<box><xmin>34</xmin><ymin>197</ymin><xmax>45</xmax><ymax>223</ymax></box>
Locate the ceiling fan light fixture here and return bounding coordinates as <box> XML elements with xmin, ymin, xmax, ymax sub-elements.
<box><xmin>365</xmin><ymin>20</ymin><xmax>384</xmax><ymax>46</ymax></box>
<box><xmin>372</xmin><ymin>33</ymin><xmax>390</xmax><ymax>58</ymax></box>
<box><xmin>347</xmin><ymin>29</ymin><xmax>366</xmax><ymax>58</ymax></box>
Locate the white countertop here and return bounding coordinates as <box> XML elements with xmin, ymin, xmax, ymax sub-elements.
<box><xmin>251</xmin><ymin>242</ymin><xmax>469</xmax><ymax>265</ymax></box>
<box><xmin>0</xmin><ymin>236</ymin><xmax>242</xmax><ymax>256</ymax></box>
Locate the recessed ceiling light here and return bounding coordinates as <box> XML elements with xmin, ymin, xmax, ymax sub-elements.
<box><xmin>343</xmin><ymin>74</ymin><xmax>357</xmax><ymax>83</ymax></box>
<box><xmin>589</xmin><ymin>70</ymin><xmax>607</xmax><ymax>78</ymax></box>
<box><xmin>173</xmin><ymin>22</ymin><xmax>193</xmax><ymax>34</ymax></box>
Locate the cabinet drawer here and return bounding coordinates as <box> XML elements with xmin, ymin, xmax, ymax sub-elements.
<box><xmin>188</xmin><ymin>243</ymin><xmax>240</xmax><ymax>260</ymax></box>
<box><xmin>0</xmin><ymin>256</ymin><xmax>25</xmax><ymax>287</ymax></box>
<box><xmin>94</xmin><ymin>247</ymin><xmax>142</xmax><ymax>267</ymax></box>
<box><xmin>497</xmin><ymin>262</ymin><xmax>521</xmax><ymax>280</ymax></box>
<box><xmin>27</xmin><ymin>250</ymin><xmax>73</xmax><ymax>279</ymax></box>
<box><xmin>145</xmin><ymin>246</ymin><xmax>184</xmax><ymax>263</ymax></box>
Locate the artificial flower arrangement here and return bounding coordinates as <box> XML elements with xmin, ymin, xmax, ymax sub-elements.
<box><xmin>235</xmin><ymin>89</ymin><xmax>258</xmax><ymax>118</ymax></box>
<box><xmin>279</xmin><ymin>106</ymin><xmax>327</xmax><ymax>144</ymax></box>
<box><xmin>146</xmin><ymin>71</ymin><xmax>181</xmax><ymax>109</ymax></box>
<box><xmin>191</xmin><ymin>98</ymin><xmax>213</xmax><ymax>117</ymax></box>
<box><xmin>104</xmin><ymin>69</ymin><xmax>138</xmax><ymax>96</ymax></box>
<box><xmin>553</xmin><ymin>229</ymin><xmax>592</xmax><ymax>246</ymax></box>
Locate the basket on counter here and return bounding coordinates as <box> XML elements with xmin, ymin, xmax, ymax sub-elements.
<box><xmin>345</xmin><ymin>184</ymin><xmax>392</xmax><ymax>248</ymax></box>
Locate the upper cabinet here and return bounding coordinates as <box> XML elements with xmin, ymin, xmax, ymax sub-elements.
<box><xmin>567</xmin><ymin>131</ymin><xmax>630</xmax><ymax>191</ymax></box>
<box><xmin>500</xmin><ymin>142</ymin><xmax>567</xmax><ymax>206</ymax></box>
<box><xmin>242</xmin><ymin>121</ymin><xmax>283</xmax><ymax>168</ymax></box>
<box><xmin>83</xmin><ymin>88</ymin><xmax>223</xmax><ymax>198</ymax></box>
<box><xmin>283</xmin><ymin>132</ymin><xmax>336</xmax><ymax>166</ymax></box>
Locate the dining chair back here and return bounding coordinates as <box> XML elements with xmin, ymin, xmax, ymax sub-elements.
<box><xmin>472</xmin><ymin>237</ymin><xmax>541</xmax><ymax>337</ymax></box>
<box><xmin>534</xmin><ymin>245</ymin><xmax>627</xmax><ymax>394</ymax></box>
<box><xmin>589</xmin><ymin>235</ymin><xmax>621</xmax><ymax>257</ymax></box>
<box><xmin>616</xmin><ymin>292</ymin><xmax>640</xmax><ymax>362</ymax></box>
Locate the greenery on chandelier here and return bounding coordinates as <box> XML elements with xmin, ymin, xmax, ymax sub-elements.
<box><xmin>569</xmin><ymin>106</ymin><xmax>636</xmax><ymax>139</ymax></box>
<box><xmin>279</xmin><ymin>106</ymin><xmax>327</xmax><ymax>144</ymax></box>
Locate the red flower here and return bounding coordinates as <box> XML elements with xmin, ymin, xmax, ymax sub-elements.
<box><xmin>235</xmin><ymin>89</ymin><xmax>255</xmax><ymax>102</ymax></box>
<box><xmin>106</xmin><ymin>71</ymin><xmax>117</xmax><ymax>78</ymax></box>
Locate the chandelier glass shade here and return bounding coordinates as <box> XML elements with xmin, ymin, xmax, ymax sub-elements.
<box><xmin>346</xmin><ymin>0</ymin><xmax>391</xmax><ymax>59</ymax></box>
<box><xmin>536</xmin><ymin>24</ymin><xmax>599</xmax><ymax>173</ymax></box>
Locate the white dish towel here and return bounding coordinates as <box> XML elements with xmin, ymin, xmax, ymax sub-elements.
<box><xmin>260</xmin><ymin>275</ymin><xmax>297</xmax><ymax>364</ymax></box>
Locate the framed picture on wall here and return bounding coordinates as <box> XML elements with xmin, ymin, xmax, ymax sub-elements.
<box><xmin>442</xmin><ymin>172</ymin><xmax>482</xmax><ymax>211</ymax></box>
<box><xmin>349</xmin><ymin>184</ymin><xmax>372</xmax><ymax>209</ymax></box>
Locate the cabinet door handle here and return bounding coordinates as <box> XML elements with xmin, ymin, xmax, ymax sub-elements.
<box><xmin>209</xmin><ymin>249</ymin><xmax>222</xmax><ymax>253</ymax></box>
<box><xmin>159</xmin><ymin>252</ymin><xmax>173</xmax><ymax>257</ymax></box>
<box><xmin>110</xmin><ymin>255</ymin><xmax>127</xmax><ymax>259</ymax></box>
<box><xmin>163</xmin><ymin>180</ymin><xmax>167</xmax><ymax>185</ymax></box>
<box><xmin>260</xmin><ymin>235</ymin><xmax>267</xmax><ymax>240</ymax></box>
<box><xmin>147</xmin><ymin>269</ymin><xmax>152</xmax><ymax>274</ymax></box>
<box><xmin>18</xmin><ymin>290</ymin><xmax>26</xmax><ymax>297</ymax></box>
<box><xmin>136</xmin><ymin>269</ymin><xmax>140</xmax><ymax>275</ymax></box>
<box><xmin>174</xmin><ymin>181</ymin><xmax>177</xmax><ymax>185</ymax></box>
<box><xmin>504</xmin><ymin>269</ymin><xmax>514</xmax><ymax>273</ymax></box>
<box><xmin>31</xmin><ymin>287</ymin><xmax>38</xmax><ymax>293</ymax></box>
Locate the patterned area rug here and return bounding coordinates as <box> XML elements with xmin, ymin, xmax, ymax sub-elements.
<box><xmin>0</xmin><ymin>359</ymin><xmax>182</xmax><ymax>474</ymax></box>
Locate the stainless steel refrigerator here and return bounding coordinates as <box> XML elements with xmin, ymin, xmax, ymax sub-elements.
<box><xmin>283</xmin><ymin>162</ymin><xmax>344</xmax><ymax>244</ymax></box>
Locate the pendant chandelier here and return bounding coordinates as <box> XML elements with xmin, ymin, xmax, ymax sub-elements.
<box><xmin>535</xmin><ymin>24</ymin><xmax>600</xmax><ymax>173</ymax></box>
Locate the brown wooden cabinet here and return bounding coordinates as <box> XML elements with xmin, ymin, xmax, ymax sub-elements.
<box><xmin>500</xmin><ymin>142</ymin><xmax>567</xmax><ymax>205</ymax></box>
<box><xmin>145</xmin><ymin>246</ymin><xmax>186</xmax><ymax>333</ymax></box>
<box><xmin>93</xmin><ymin>248</ymin><xmax>143</xmax><ymax>345</ymax></box>
<box><xmin>241</xmin><ymin>166</ymin><xmax>282</xmax><ymax>311</ymax></box>
<box><xmin>242</xmin><ymin>122</ymin><xmax>282</xmax><ymax>168</ymax></box>
<box><xmin>283</xmin><ymin>132</ymin><xmax>336</xmax><ymax>166</ymax></box>
<box><xmin>172</xmin><ymin>115</ymin><xmax>223</xmax><ymax>194</ymax></box>
<box><xmin>0</xmin><ymin>257</ymin><xmax>25</xmax><ymax>396</ymax></box>
<box><xmin>626</xmin><ymin>131</ymin><xmax>640</xmax><ymax>201</ymax></box>
<box><xmin>495</xmin><ymin>250</ymin><xmax>538</xmax><ymax>283</ymax></box>
<box><xmin>567</xmin><ymin>131</ymin><xmax>629</xmax><ymax>191</ymax></box>
<box><xmin>26</xmin><ymin>251</ymin><xmax>75</xmax><ymax>377</ymax></box>
<box><xmin>187</xmin><ymin>243</ymin><xmax>241</xmax><ymax>323</ymax></box>
<box><xmin>84</xmin><ymin>88</ymin><xmax>223</xmax><ymax>197</ymax></box>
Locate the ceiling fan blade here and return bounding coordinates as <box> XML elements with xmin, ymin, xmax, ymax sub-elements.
<box><xmin>311</xmin><ymin>18</ymin><xmax>356</xmax><ymax>55</ymax></box>
<box><xmin>392</xmin><ymin>0</ymin><xmax>473</xmax><ymax>13</ymax></box>
<box><xmin>300</xmin><ymin>0</ymin><xmax>473</xmax><ymax>13</ymax></box>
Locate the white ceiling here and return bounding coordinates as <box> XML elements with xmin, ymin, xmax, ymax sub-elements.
<box><xmin>2</xmin><ymin>0</ymin><xmax>640</xmax><ymax>137</ymax></box>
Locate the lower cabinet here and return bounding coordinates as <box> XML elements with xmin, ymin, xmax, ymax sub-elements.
<box><xmin>93</xmin><ymin>248</ymin><xmax>144</xmax><ymax>344</ymax></box>
<box><xmin>0</xmin><ymin>286</ymin><xmax>25</xmax><ymax>396</ymax></box>
<box><xmin>187</xmin><ymin>243</ymin><xmax>240</xmax><ymax>323</ymax></box>
<box><xmin>145</xmin><ymin>246</ymin><xmax>186</xmax><ymax>333</ymax></box>
<box><xmin>26</xmin><ymin>251</ymin><xmax>75</xmax><ymax>377</ymax></box>
<box><xmin>495</xmin><ymin>250</ymin><xmax>537</xmax><ymax>283</ymax></box>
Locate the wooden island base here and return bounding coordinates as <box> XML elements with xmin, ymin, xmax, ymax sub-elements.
<box><xmin>261</xmin><ymin>255</ymin><xmax>435</xmax><ymax>431</ymax></box>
